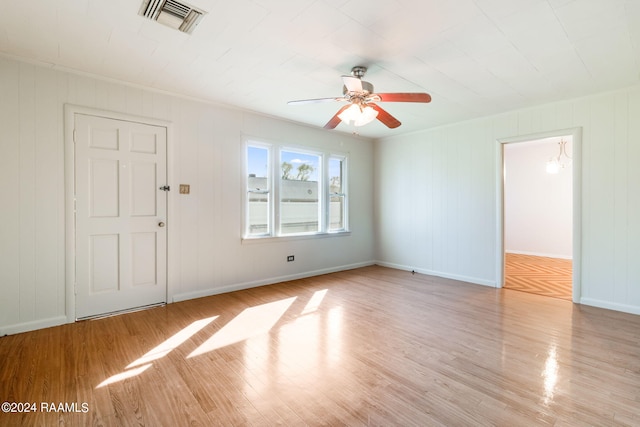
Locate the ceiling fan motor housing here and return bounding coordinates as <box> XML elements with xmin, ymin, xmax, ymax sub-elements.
<box><xmin>343</xmin><ymin>80</ymin><xmax>374</xmax><ymax>96</ymax></box>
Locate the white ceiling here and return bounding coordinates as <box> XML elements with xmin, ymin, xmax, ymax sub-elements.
<box><xmin>1</xmin><ymin>0</ymin><xmax>639</xmax><ymax>138</ymax></box>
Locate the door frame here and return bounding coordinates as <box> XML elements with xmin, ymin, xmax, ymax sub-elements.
<box><xmin>64</xmin><ymin>104</ymin><xmax>174</xmax><ymax>322</ymax></box>
<box><xmin>495</xmin><ymin>127</ymin><xmax>582</xmax><ymax>303</ymax></box>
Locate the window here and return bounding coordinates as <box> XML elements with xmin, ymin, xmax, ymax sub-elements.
<box><xmin>280</xmin><ymin>149</ymin><xmax>321</xmax><ymax>235</ymax></box>
<box><xmin>246</xmin><ymin>145</ymin><xmax>271</xmax><ymax>236</ymax></box>
<box><xmin>328</xmin><ymin>156</ymin><xmax>346</xmax><ymax>231</ymax></box>
<box><xmin>244</xmin><ymin>140</ymin><xmax>348</xmax><ymax>238</ymax></box>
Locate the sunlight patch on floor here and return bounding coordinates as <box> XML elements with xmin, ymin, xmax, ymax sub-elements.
<box><xmin>126</xmin><ymin>316</ymin><xmax>218</xmax><ymax>369</ymax></box>
<box><xmin>301</xmin><ymin>289</ymin><xmax>327</xmax><ymax>315</ymax></box>
<box><xmin>96</xmin><ymin>364</ymin><xmax>152</xmax><ymax>388</ymax></box>
<box><xmin>187</xmin><ymin>297</ymin><xmax>297</xmax><ymax>358</ymax></box>
<box><xmin>96</xmin><ymin>291</ymin><xmax>328</xmax><ymax>388</ymax></box>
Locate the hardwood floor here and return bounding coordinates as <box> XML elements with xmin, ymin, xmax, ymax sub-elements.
<box><xmin>1</xmin><ymin>266</ymin><xmax>639</xmax><ymax>426</ymax></box>
<box><xmin>504</xmin><ymin>253</ymin><xmax>573</xmax><ymax>300</ymax></box>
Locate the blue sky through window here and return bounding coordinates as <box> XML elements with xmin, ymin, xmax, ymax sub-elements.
<box><xmin>247</xmin><ymin>146</ymin><xmax>268</xmax><ymax>178</ymax></box>
<box><xmin>281</xmin><ymin>150</ymin><xmax>320</xmax><ymax>181</ymax></box>
<box><xmin>248</xmin><ymin>145</ymin><xmax>340</xmax><ymax>182</ymax></box>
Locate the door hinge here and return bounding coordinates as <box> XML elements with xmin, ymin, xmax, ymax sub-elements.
<box><xmin>159</xmin><ymin>185</ymin><xmax>170</xmax><ymax>191</ymax></box>
<box><xmin>73</xmin><ymin>129</ymin><xmax>76</xmax><ymax>143</ymax></box>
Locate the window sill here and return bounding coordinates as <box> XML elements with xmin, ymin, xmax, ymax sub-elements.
<box><xmin>242</xmin><ymin>230</ymin><xmax>351</xmax><ymax>245</ymax></box>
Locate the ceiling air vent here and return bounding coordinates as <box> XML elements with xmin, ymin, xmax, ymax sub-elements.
<box><xmin>139</xmin><ymin>0</ymin><xmax>206</xmax><ymax>34</ymax></box>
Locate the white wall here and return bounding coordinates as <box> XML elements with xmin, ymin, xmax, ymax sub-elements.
<box><xmin>0</xmin><ymin>56</ymin><xmax>375</xmax><ymax>335</ymax></box>
<box><xmin>375</xmin><ymin>85</ymin><xmax>640</xmax><ymax>315</ymax></box>
<box><xmin>504</xmin><ymin>139</ymin><xmax>573</xmax><ymax>259</ymax></box>
<box><xmin>3</xmin><ymin>54</ymin><xmax>639</xmax><ymax>334</ymax></box>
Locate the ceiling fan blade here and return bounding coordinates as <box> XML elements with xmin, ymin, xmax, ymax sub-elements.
<box><xmin>342</xmin><ymin>76</ymin><xmax>363</xmax><ymax>92</ymax></box>
<box><xmin>324</xmin><ymin>105</ymin><xmax>351</xmax><ymax>130</ymax></box>
<box><xmin>370</xmin><ymin>93</ymin><xmax>432</xmax><ymax>103</ymax></box>
<box><xmin>368</xmin><ymin>103</ymin><xmax>401</xmax><ymax>129</ymax></box>
<box><xmin>288</xmin><ymin>97</ymin><xmax>346</xmax><ymax>105</ymax></box>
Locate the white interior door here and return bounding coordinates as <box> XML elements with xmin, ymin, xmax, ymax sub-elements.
<box><xmin>74</xmin><ymin>113</ymin><xmax>167</xmax><ymax>319</ymax></box>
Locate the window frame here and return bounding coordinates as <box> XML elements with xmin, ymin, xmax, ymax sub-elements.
<box><xmin>244</xmin><ymin>142</ymin><xmax>273</xmax><ymax>238</ymax></box>
<box><xmin>243</xmin><ymin>138</ymin><xmax>350</xmax><ymax>241</ymax></box>
<box><xmin>327</xmin><ymin>154</ymin><xmax>348</xmax><ymax>233</ymax></box>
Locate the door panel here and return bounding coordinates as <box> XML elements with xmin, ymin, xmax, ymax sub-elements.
<box><xmin>75</xmin><ymin>113</ymin><xmax>167</xmax><ymax>319</ymax></box>
<box><xmin>90</xmin><ymin>158</ymin><xmax>120</xmax><ymax>217</ymax></box>
<box><xmin>89</xmin><ymin>234</ymin><xmax>119</xmax><ymax>293</ymax></box>
<box><xmin>130</xmin><ymin>161</ymin><xmax>157</xmax><ymax>216</ymax></box>
<box><xmin>131</xmin><ymin>232</ymin><xmax>157</xmax><ymax>286</ymax></box>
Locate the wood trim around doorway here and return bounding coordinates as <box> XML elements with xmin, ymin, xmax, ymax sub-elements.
<box><xmin>495</xmin><ymin>127</ymin><xmax>582</xmax><ymax>303</ymax></box>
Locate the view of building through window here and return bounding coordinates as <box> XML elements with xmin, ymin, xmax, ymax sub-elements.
<box><xmin>280</xmin><ymin>150</ymin><xmax>320</xmax><ymax>234</ymax></box>
<box><xmin>246</xmin><ymin>145</ymin><xmax>270</xmax><ymax>235</ymax></box>
<box><xmin>329</xmin><ymin>157</ymin><xmax>345</xmax><ymax>231</ymax></box>
<box><xmin>245</xmin><ymin>143</ymin><xmax>347</xmax><ymax>237</ymax></box>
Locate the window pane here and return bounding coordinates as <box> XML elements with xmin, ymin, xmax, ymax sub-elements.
<box><xmin>329</xmin><ymin>157</ymin><xmax>343</xmax><ymax>193</ymax></box>
<box><xmin>247</xmin><ymin>146</ymin><xmax>270</xmax><ymax>235</ymax></box>
<box><xmin>280</xmin><ymin>150</ymin><xmax>320</xmax><ymax>234</ymax></box>
<box><xmin>329</xmin><ymin>195</ymin><xmax>345</xmax><ymax>230</ymax></box>
<box><xmin>329</xmin><ymin>158</ymin><xmax>345</xmax><ymax>231</ymax></box>
<box><xmin>247</xmin><ymin>191</ymin><xmax>269</xmax><ymax>235</ymax></box>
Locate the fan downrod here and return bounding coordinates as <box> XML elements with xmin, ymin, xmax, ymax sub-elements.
<box><xmin>351</xmin><ymin>66</ymin><xmax>367</xmax><ymax>79</ymax></box>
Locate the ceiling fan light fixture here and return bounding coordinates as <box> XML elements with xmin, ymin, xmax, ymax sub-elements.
<box><xmin>337</xmin><ymin>104</ymin><xmax>360</xmax><ymax>124</ymax></box>
<box><xmin>337</xmin><ymin>104</ymin><xmax>378</xmax><ymax>126</ymax></box>
<box><xmin>354</xmin><ymin>106</ymin><xmax>378</xmax><ymax>126</ymax></box>
<box><xmin>288</xmin><ymin>66</ymin><xmax>431</xmax><ymax>130</ymax></box>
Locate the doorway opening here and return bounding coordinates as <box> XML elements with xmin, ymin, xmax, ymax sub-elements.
<box><xmin>498</xmin><ymin>129</ymin><xmax>581</xmax><ymax>302</ymax></box>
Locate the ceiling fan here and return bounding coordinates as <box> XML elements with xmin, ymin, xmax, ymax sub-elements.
<box><xmin>287</xmin><ymin>66</ymin><xmax>431</xmax><ymax>130</ymax></box>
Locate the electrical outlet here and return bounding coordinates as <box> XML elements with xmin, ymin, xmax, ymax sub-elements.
<box><xmin>287</xmin><ymin>255</ymin><xmax>295</xmax><ymax>262</ymax></box>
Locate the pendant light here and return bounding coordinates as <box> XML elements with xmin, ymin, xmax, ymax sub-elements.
<box><xmin>546</xmin><ymin>139</ymin><xmax>571</xmax><ymax>174</ymax></box>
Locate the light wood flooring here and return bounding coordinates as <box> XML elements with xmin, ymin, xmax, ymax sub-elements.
<box><xmin>1</xmin><ymin>266</ymin><xmax>639</xmax><ymax>426</ymax></box>
<box><xmin>504</xmin><ymin>253</ymin><xmax>573</xmax><ymax>300</ymax></box>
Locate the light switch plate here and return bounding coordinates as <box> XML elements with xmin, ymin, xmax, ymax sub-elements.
<box><xmin>179</xmin><ymin>184</ymin><xmax>190</xmax><ymax>194</ymax></box>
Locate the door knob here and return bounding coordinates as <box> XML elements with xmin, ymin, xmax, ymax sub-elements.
<box><xmin>158</xmin><ymin>222</ymin><xmax>165</xmax><ymax>227</ymax></box>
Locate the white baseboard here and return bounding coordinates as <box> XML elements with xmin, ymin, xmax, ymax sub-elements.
<box><xmin>0</xmin><ymin>316</ymin><xmax>68</xmax><ymax>336</ymax></box>
<box><xmin>580</xmin><ymin>298</ymin><xmax>640</xmax><ymax>316</ymax></box>
<box><xmin>171</xmin><ymin>261</ymin><xmax>376</xmax><ymax>303</ymax></box>
<box><xmin>374</xmin><ymin>261</ymin><xmax>497</xmax><ymax>288</ymax></box>
<box><xmin>506</xmin><ymin>250</ymin><xmax>572</xmax><ymax>260</ymax></box>
<box><xmin>4</xmin><ymin>268</ymin><xmax>638</xmax><ymax>335</ymax></box>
